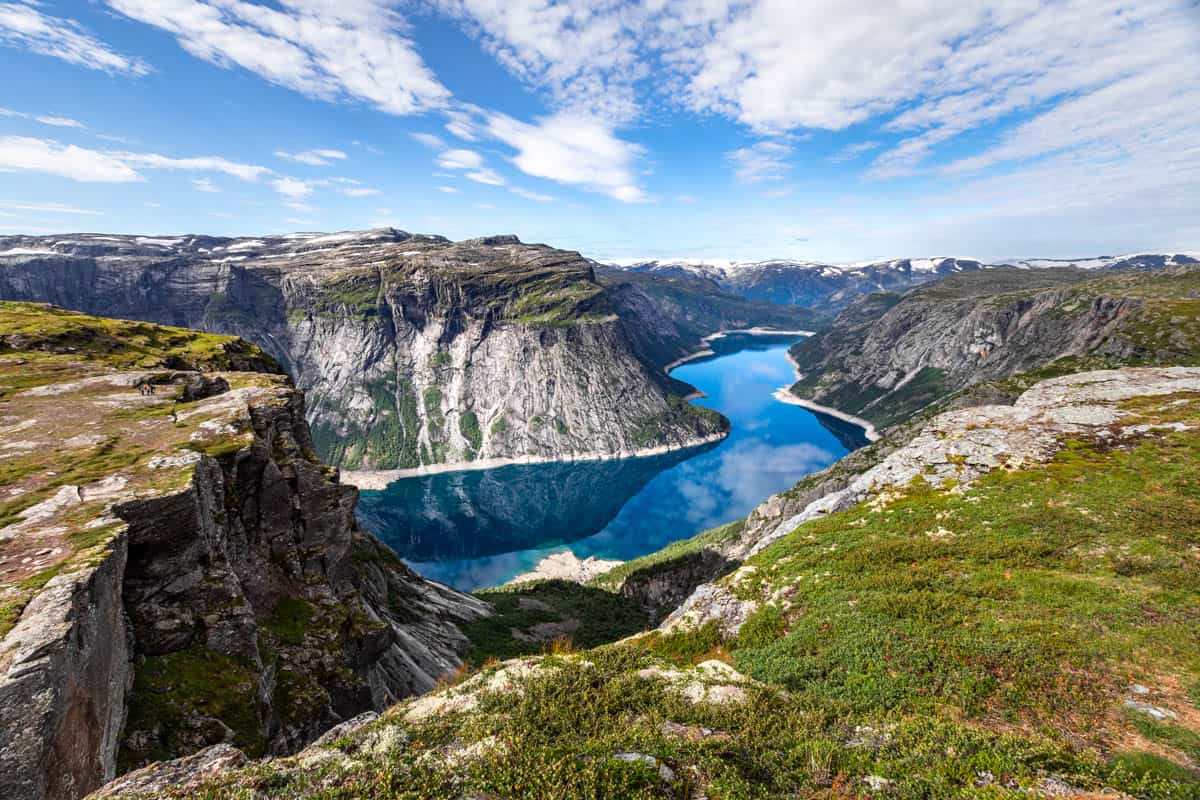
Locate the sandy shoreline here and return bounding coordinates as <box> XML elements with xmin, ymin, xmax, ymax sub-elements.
<box><xmin>341</xmin><ymin>431</ymin><xmax>728</xmax><ymax>490</ymax></box>
<box><xmin>776</xmin><ymin>350</ymin><xmax>880</xmax><ymax>443</ymax></box>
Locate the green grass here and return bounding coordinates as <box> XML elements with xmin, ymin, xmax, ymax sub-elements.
<box><xmin>460</xmin><ymin>410</ymin><xmax>482</xmax><ymax>455</ymax></box>
<box><xmin>263</xmin><ymin>597</ymin><xmax>316</xmax><ymax>647</ymax></box>
<box><xmin>148</xmin><ymin>646</ymin><xmax>1199</xmax><ymax>800</ymax></box>
<box><xmin>119</xmin><ymin>646</ymin><xmax>266</xmax><ymax>771</ymax></box>
<box><xmin>590</xmin><ymin>519</ymin><xmax>744</xmax><ymax>592</ymax></box>
<box><xmin>460</xmin><ymin>581</ymin><xmax>648</xmax><ymax>663</ymax></box>
<box><xmin>0</xmin><ymin>300</ymin><xmax>280</xmax><ymax>373</ymax></box>
<box><xmin>725</xmin><ymin>425</ymin><xmax>1200</xmax><ymax>746</ymax></box>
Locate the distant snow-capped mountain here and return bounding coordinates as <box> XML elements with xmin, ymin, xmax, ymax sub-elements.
<box><xmin>601</xmin><ymin>253</ymin><xmax>1198</xmax><ymax>309</ymax></box>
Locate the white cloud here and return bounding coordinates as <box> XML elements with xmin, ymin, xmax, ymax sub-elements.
<box><xmin>36</xmin><ymin>115</ymin><xmax>85</xmax><ymax>129</ymax></box>
<box><xmin>0</xmin><ymin>108</ymin><xmax>86</xmax><ymax>129</ymax></box>
<box><xmin>0</xmin><ymin>136</ymin><xmax>140</xmax><ymax>182</ymax></box>
<box><xmin>0</xmin><ymin>201</ymin><xmax>103</xmax><ymax>215</ymax></box>
<box><xmin>285</xmin><ymin>217</ymin><xmax>317</xmax><ymax>226</ymax></box>
<box><xmin>284</xmin><ymin>201</ymin><xmax>315</xmax><ymax>212</ymax></box>
<box><xmin>0</xmin><ymin>2</ymin><xmax>149</xmax><ymax>75</ymax></box>
<box><xmin>343</xmin><ymin>187</ymin><xmax>381</xmax><ymax>197</ymax></box>
<box><xmin>466</xmin><ymin>168</ymin><xmax>504</xmax><ymax>186</ymax></box>
<box><xmin>725</xmin><ymin>141</ymin><xmax>791</xmax><ymax>184</ymax></box>
<box><xmin>831</xmin><ymin>141</ymin><xmax>880</xmax><ymax>162</ymax></box>
<box><xmin>437</xmin><ymin>148</ymin><xmax>484</xmax><ymax>170</ymax></box>
<box><xmin>476</xmin><ymin>202</ymin><xmax>494</xmax><ymax>209</ymax></box>
<box><xmin>445</xmin><ymin>108</ymin><xmax>482</xmax><ymax>141</ymax></box>
<box><xmin>272</xmin><ymin>177</ymin><xmax>312</xmax><ymax>198</ymax></box>
<box><xmin>509</xmin><ymin>186</ymin><xmax>555</xmax><ymax>203</ymax></box>
<box><xmin>431</xmin><ymin>0</ymin><xmax>646</xmax><ymax>122</ymax></box>
<box><xmin>116</xmin><ymin>152</ymin><xmax>272</xmax><ymax>181</ymax></box>
<box><xmin>761</xmin><ymin>186</ymin><xmax>795</xmax><ymax>199</ymax></box>
<box><xmin>274</xmin><ymin>148</ymin><xmax>347</xmax><ymax>166</ymax></box>
<box><xmin>410</xmin><ymin>132</ymin><xmax>446</xmax><ymax>149</ymax></box>
<box><xmin>209</xmin><ymin>211</ymin><xmax>234</xmax><ymax>218</ymax></box>
<box><xmin>193</xmin><ymin>178</ymin><xmax>220</xmax><ymax>192</ymax></box>
<box><xmin>487</xmin><ymin>111</ymin><xmax>645</xmax><ymax>202</ymax></box>
<box><xmin>106</xmin><ymin>0</ymin><xmax>449</xmax><ymax>115</ymax></box>
<box><xmin>675</xmin><ymin>195</ymin><xmax>697</xmax><ymax>204</ymax></box>
<box><xmin>437</xmin><ymin>185</ymin><xmax>458</xmax><ymax>194</ymax></box>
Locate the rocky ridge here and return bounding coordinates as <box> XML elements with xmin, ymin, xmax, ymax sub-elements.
<box><xmin>0</xmin><ymin>230</ymin><xmax>727</xmax><ymax>471</ymax></box>
<box><xmin>0</xmin><ymin>303</ymin><xmax>487</xmax><ymax>800</ymax></box>
<box><xmin>787</xmin><ymin>264</ymin><xmax>1200</xmax><ymax>429</ymax></box>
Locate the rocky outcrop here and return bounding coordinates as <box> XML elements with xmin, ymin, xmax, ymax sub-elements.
<box><xmin>0</xmin><ymin>231</ymin><xmax>727</xmax><ymax>470</ymax></box>
<box><xmin>787</xmin><ymin>265</ymin><xmax>1200</xmax><ymax>429</ymax></box>
<box><xmin>0</xmin><ymin>304</ymin><xmax>488</xmax><ymax>800</ymax></box>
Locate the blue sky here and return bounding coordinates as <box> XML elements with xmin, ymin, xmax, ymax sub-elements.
<box><xmin>0</xmin><ymin>0</ymin><xmax>1197</xmax><ymax>262</ymax></box>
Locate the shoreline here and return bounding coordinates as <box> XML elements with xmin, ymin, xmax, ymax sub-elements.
<box><xmin>776</xmin><ymin>350</ymin><xmax>880</xmax><ymax>443</ymax></box>
<box><xmin>664</xmin><ymin>327</ymin><xmax>816</xmax><ymax>373</ymax></box>
<box><xmin>341</xmin><ymin>430</ymin><xmax>728</xmax><ymax>490</ymax></box>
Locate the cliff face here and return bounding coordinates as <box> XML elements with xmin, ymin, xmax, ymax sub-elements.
<box><xmin>787</xmin><ymin>266</ymin><xmax>1200</xmax><ymax>428</ymax></box>
<box><xmin>0</xmin><ymin>231</ymin><xmax>726</xmax><ymax>471</ymax></box>
<box><xmin>0</xmin><ymin>303</ymin><xmax>487</xmax><ymax>800</ymax></box>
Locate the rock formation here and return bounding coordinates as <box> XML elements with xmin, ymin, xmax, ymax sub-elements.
<box><xmin>0</xmin><ymin>303</ymin><xmax>487</xmax><ymax>800</ymax></box>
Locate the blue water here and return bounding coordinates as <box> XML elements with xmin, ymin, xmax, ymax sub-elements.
<box><xmin>358</xmin><ymin>335</ymin><xmax>860</xmax><ymax>590</ymax></box>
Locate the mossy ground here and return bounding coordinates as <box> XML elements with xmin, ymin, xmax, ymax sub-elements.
<box><xmin>0</xmin><ymin>303</ymin><xmax>290</xmax><ymax>638</ymax></box>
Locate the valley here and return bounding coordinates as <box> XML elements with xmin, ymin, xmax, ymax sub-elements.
<box><xmin>1</xmin><ymin>242</ymin><xmax>1198</xmax><ymax>800</ymax></box>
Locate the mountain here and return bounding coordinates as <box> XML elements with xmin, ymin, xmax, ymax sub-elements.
<box><xmin>605</xmin><ymin>252</ymin><xmax>1199</xmax><ymax>310</ymax></box>
<box><xmin>0</xmin><ymin>231</ymin><xmax>729</xmax><ymax>472</ymax></box>
<box><xmin>593</xmin><ymin>266</ymin><xmax>827</xmax><ymax>371</ymax></box>
<box><xmin>787</xmin><ymin>264</ymin><xmax>1200</xmax><ymax>428</ymax></box>
<box><xmin>0</xmin><ymin>303</ymin><xmax>487</xmax><ymax>800</ymax></box>
<box><xmin>91</xmin><ymin>361</ymin><xmax>1200</xmax><ymax>799</ymax></box>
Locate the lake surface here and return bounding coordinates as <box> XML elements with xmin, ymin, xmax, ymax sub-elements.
<box><xmin>358</xmin><ymin>334</ymin><xmax>861</xmax><ymax>590</ymax></box>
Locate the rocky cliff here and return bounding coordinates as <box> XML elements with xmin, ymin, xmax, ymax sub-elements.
<box><xmin>0</xmin><ymin>303</ymin><xmax>487</xmax><ymax>800</ymax></box>
<box><xmin>0</xmin><ymin>231</ymin><xmax>727</xmax><ymax>471</ymax></box>
<box><xmin>786</xmin><ymin>265</ymin><xmax>1200</xmax><ymax>429</ymax></box>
